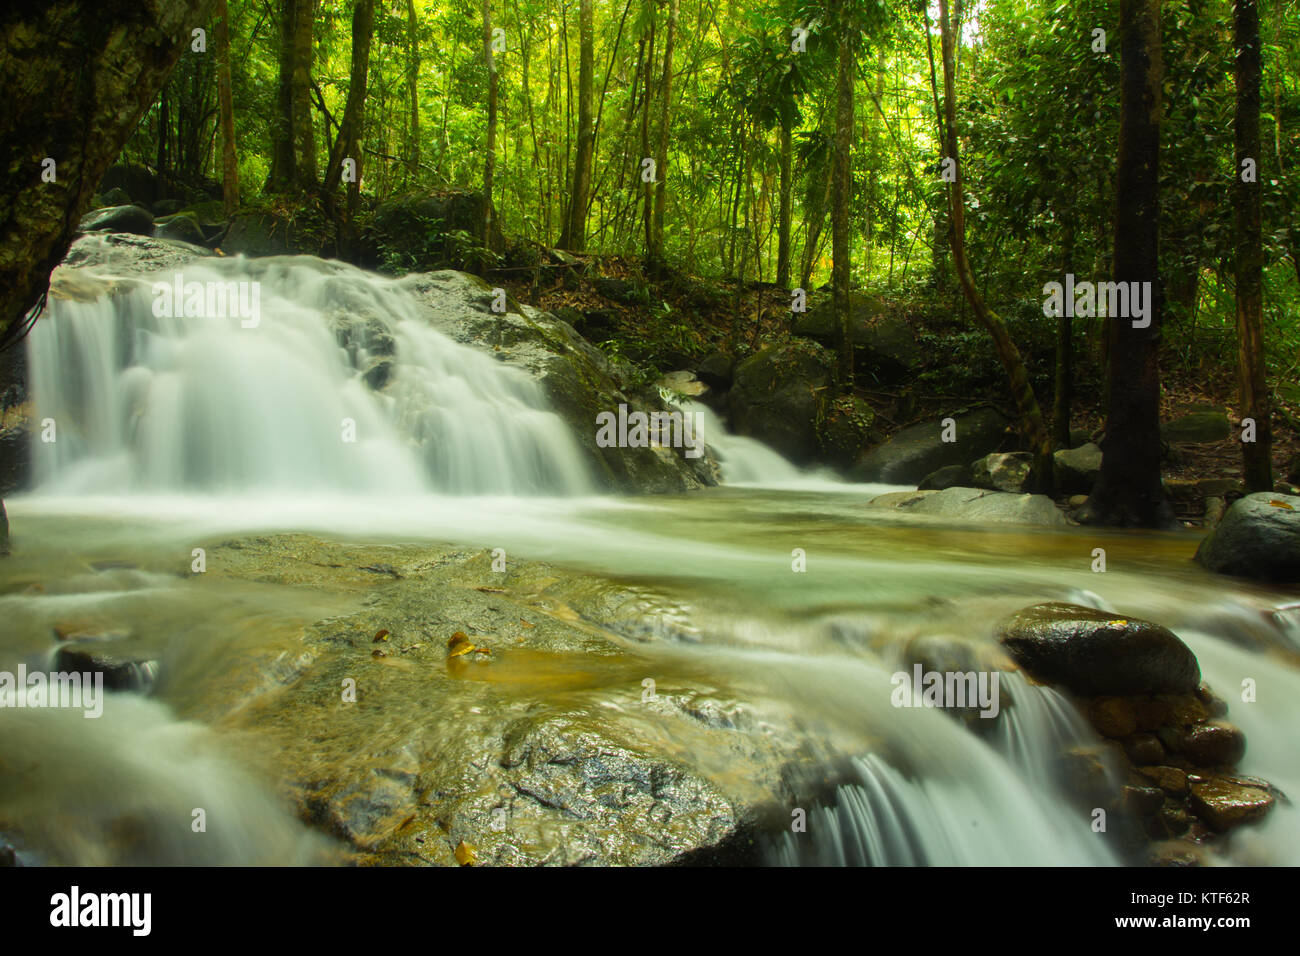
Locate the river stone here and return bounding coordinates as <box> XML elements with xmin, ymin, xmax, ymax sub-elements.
<box><xmin>153</xmin><ymin>212</ymin><xmax>205</xmax><ymax>245</ymax></box>
<box><xmin>96</xmin><ymin>186</ymin><xmax>132</xmax><ymax>208</ymax></box>
<box><xmin>1161</xmin><ymin>411</ymin><xmax>1230</xmax><ymax>444</ymax></box>
<box><xmin>1188</xmin><ymin>777</ymin><xmax>1273</xmax><ymax>832</ymax></box>
<box><xmin>727</xmin><ymin>341</ymin><xmax>834</xmax><ymax>464</ymax></box>
<box><xmin>970</xmin><ymin>451</ymin><xmax>1033</xmax><ymax>493</ymax></box>
<box><xmin>79</xmin><ymin>204</ymin><xmax>155</xmax><ymax>237</ymax></box>
<box><xmin>1175</xmin><ymin>720</ymin><xmax>1246</xmax><ymax>767</ymax></box>
<box><xmin>851</xmin><ymin>407</ymin><xmax>1010</xmax><ymax>484</ymax></box>
<box><xmin>868</xmin><ymin>487</ymin><xmax>1067</xmax><ymax>527</ymax></box>
<box><xmin>1054</xmin><ymin>442</ymin><xmax>1102</xmax><ymax>495</ymax></box>
<box><xmin>52</xmin><ymin>645</ymin><xmax>159</xmax><ymax>692</ymax></box>
<box><xmin>995</xmin><ymin>602</ymin><xmax>1201</xmax><ymax>696</ymax></box>
<box><xmin>1194</xmin><ymin>492</ymin><xmax>1300</xmax><ymax>582</ymax></box>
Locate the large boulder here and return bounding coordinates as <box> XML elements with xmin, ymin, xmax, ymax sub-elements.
<box><xmin>1194</xmin><ymin>492</ymin><xmax>1300</xmax><ymax>582</ymax></box>
<box><xmin>401</xmin><ymin>271</ymin><xmax>717</xmax><ymax>493</ymax></box>
<box><xmin>969</xmin><ymin>451</ymin><xmax>1032</xmax><ymax>493</ymax></box>
<box><xmin>866</xmin><ymin>487</ymin><xmax>1067</xmax><ymax>526</ymax></box>
<box><xmin>850</xmin><ymin>407</ymin><xmax>1010</xmax><ymax>484</ymax></box>
<box><xmin>995</xmin><ymin>602</ymin><xmax>1201</xmax><ymax>696</ymax></box>
<box><xmin>221</xmin><ymin>206</ymin><xmax>324</xmax><ymax>258</ymax></box>
<box><xmin>78</xmin><ymin>204</ymin><xmax>154</xmax><ymax>237</ymax></box>
<box><xmin>153</xmin><ymin>212</ymin><xmax>206</xmax><ymax>245</ymax></box>
<box><xmin>792</xmin><ymin>293</ymin><xmax>921</xmax><ymax>384</ymax></box>
<box><xmin>1054</xmin><ymin>442</ymin><xmax>1102</xmax><ymax>495</ymax></box>
<box><xmin>727</xmin><ymin>342</ymin><xmax>834</xmax><ymax>464</ymax></box>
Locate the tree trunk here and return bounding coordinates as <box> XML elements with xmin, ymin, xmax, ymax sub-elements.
<box><xmin>215</xmin><ymin>0</ymin><xmax>240</xmax><ymax>217</ymax></box>
<box><xmin>482</xmin><ymin>0</ymin><xmax>498</xmax><ymax>248</ymax></box>
<box><xmin>559</xmin><ymin>0</ymin><xmax>593</xmax><ymax>251</ymax></box>
<box><xmin>831</xmin><ymin>0</ymin><xmax>854</xmax><ymax>389</ymax></box>
<box><xmin>0</xmin><ymin>0</ymin><xmax>213</xmax><ymax>350</ymax></box>
<box><xmin>937</xmin><ymin>0</ymin><xmax>1053</xmax><ymax>488</ymax></box>
<box><xmin>406</xmin><ymin>0</ymin><xmax>420</xmax><ymax>183</ymax></box>
<box><xmin>650</xmin><ymin>0</ymin><xmax>678</xmax><ymax>270</ymax></box>
<box><xmin>1234</xmin><ymin>0</ymin><xmax>1272</xmax><ymax>492</ymax></box>
<box><xmin>323</xmin><ymin>0</ymin><xmax>373</xmax><ymax>243</ymax></box>
<box><xmin>1081</xmin><ymin>0</ymin><xmax>1172</xmax><ymax>526</ymax></box>
<box><xmin>289</xmin><ymin>0</ymin><xmax>317</xmax><ymax>189</ymax></box>
<box><xmin>1053</xmin><ymin>219</ymin><xmax>1075</xmax><ymax>450</ymax></box>
<box><xmin>776</xmin><ymin>121</ymin><xmax>792</xmax><ymax>289</ymax></box>
<box><xmin>268</xmin><ymin>0</ymin><xmax>295</xmax><ymax>189</ymax></box>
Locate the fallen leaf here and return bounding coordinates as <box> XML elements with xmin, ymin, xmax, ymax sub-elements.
<box><xmin>1269</xmin><ymin>500</ymin><xmax>1294</xmax><ymax>510</ymax></box>
<box><xmin>373</xmin><ymin>629</ymin><xmax>390</xmax><ymax>642</ymax></box>
<box><xmin>476</xmin><ymin>586</ymin><xmax>506</xmax><ymax>593</ymax></box>
<box><xmin>454</xmin><ymin>841</ymin><xmax>476</xmax><ymax>866</ymax></box>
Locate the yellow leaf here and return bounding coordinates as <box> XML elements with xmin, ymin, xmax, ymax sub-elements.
<box><xmin>1269</xmin><ymin>500</ymin><xmax>1294</xmax><ymax>510</ymax></box>
<box><xmin>454</xmin><ymin>841</ymin><xmax>476</xmax><ymax>866</ymax></box>
<box><xmin>373</xmin><ymin>629</ymin><xmax>390</xmax><ymax>643</ymax></box>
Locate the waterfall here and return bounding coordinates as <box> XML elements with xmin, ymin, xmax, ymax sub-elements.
<box><xmin>27</xmin><ymin>250</ymin><xmax>595</xmax><ymax>495</ymax></box>
<box><xmin>679</xmin><ymin>400</ymin><xmax>805</xmax><ymax>484</ymax></box>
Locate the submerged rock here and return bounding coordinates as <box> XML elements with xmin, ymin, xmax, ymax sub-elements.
<box><xmin>995</xmin><ymin>602</ymin><xmax>1200</xmax><ymax>696</ymax></box>
<box><xmin>1194</xmin><ymin>492</ymin><xmax>1300</xmax><ymax>582</ymax></box>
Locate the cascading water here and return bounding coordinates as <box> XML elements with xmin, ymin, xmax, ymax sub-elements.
<box><xmin>28</xmin><ymin>245</ymin><xmax>594</xmax><ymax>495</ymax></box>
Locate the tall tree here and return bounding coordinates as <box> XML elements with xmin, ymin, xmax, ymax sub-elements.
<box><xmin>1081</xmin><ymin>0</ymin><xmax>1172</xmax><ymax>526</ymax></box>
<box><xmin>268</xmin><ymin>0</ymin><xmax>317</xmax><ymax>190</ymax></box>
<box><xmin>406</xmin><ymin>0</ymin><xmax>420</xmax><ymax>183</ymax></box>
<box><xmin>1234</xmin><ymin>0</ymin><xmax>1272</xmax><ymax>492</ymax></box>
<box><xmin>560</xmin><ymin>0</ymin><xmax>594</xmax><ymax>250</ymax></box>
<box><xmin>936</xmin><ymin>0</ymin><xmax>1053</xmax><ymax>487</ymax></box>
<box><xmin>649</xmin><ymin>0</ymin><xmax>679</xmax><ymax>269</ymax></box>
<box><xmin>830</xmin><ymin>0</ymin><xmax>855</xmax><ymax>387</ymax></box>
<box><xmin>214</xmin><ymin>0</ymin><xmax>240</xmax><ymax>217</ymax></box>
<box><xmin>482</xmin><ymin>0</ymin><xmax>499</xmax><ymax>247</ymax></box>
<box><xmin>324</xmin><ymin>0</ymin><xmax>374</xmax><ymax>234</ymax></box>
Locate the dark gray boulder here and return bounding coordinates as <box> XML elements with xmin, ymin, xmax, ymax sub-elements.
<box><xmin>1194</xmin><ymin>492</ymin><xmax>1300</xmax><ymax>582</ymax></box>
<box><xmin>1054</xmin><ymin>442</ymin><xmax>1102</xmax><ymax>495</ymax></box>
<box><xmin>850</xmin><ymin>407</ymin><xmax>1009</xmax><ymax>484</ymax></box>
<box><xmin>727</xmin><ymin>342</ymin><xmax>834</xmax><ymax>464</ymax></box>
<box><xmin>792</xmin><ymin>292</ymin><xmax>921</xmax><ymax>384</ymax></box>
<box><xmin>996</xmin><ymin>602</ymin><xmax>1201</xmax><ymax>696</ymax></box>
<box><xmin>79</xmin><ymin>204</ymin><xmax>155</xmax><ymax>237</ymax></box>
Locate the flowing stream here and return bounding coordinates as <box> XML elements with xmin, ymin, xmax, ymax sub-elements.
<box><xmin>3</xmin><ymin>253</ymin><xmax>1298</xmax><ymax>866</ymax></box>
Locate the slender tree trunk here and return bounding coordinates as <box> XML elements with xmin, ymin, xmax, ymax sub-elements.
<box><xmin>1235</xmin><ymin>0</ymin><xmax>1272</xmax><ymax>492</ymax></box>
<box><xmin>641</xmin><ymin>10</ymin><xmax>655</xmax><ymax>259</ymax></box>
<box><xmin>289</xmin><ymin>0</ymin><xmax>317</xmax><ymax>189</ymax></box>
<box><xmin>482</xmin><ymin>0</ymin><xmax>498</xmax><ymax>248</ymax></box>
<box><xmin>831</xmin><ymin>0</ymin><xmax>854</xmax><ymax>388</ymax></box>
<box><xmin>776</xmin><ymin>121</ymin><xmax>792</xmax><ymax>289</ymax></box>
<box><xmin>559</xmin><ymin>0</ymin><xmax>593</xmax><ymax>250</ymax></box>
<box><xmin>215</xmin><ymin>0</ymin><xmax>240</xmax><ymax>217</ymax></box>
<box><xmin>937</xmin><ymin>0</ymin><xmax>1053</xmax><ymax>488</ymax></box>
<box><xmin>1081</xmin><ymin>0</ymin><xmax>1171</xmax><ymax>526</ymax></box>
<box><xmin>650</xmin><ymin>0</ymin><xmax>679</xmax><ymax>270</ymax></box>
<box><xmin>323</xmin><ymin>0</ymin><xmax>373</xmax><ymax>245</ymax></box>
<box><xmin>1053</xmin><ymin>219</ymin><xmax>1075</xmax><ymax>449</ymax></box>
<box><xmin>406</xmin><ymin>0</ymin><xmax>420</xmax><ymax>183</ymax></box>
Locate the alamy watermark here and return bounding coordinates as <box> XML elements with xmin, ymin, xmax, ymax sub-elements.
<box><xmin>1043</xmin><ymin>274</ymin><xmax>1152</xmax><ymax>328</ymax></box>
<box><xmin>595</xmin><ymin>404</ymin><xmax>704</xmax><ymax>459</ymax></box>
<box><xmin>152</xmin><ymin>272</ymin><xmax>260</xmax><ymax>328</ymax></box>
<box><xmin>890</xmin><ymin>664</ymin><xmax>1001</xmax><ymax>718</ymax></box>
<box><xmin>0</xmin><ymin>666</ymin><xmax>104</xmax><ymax>718</ymax></box>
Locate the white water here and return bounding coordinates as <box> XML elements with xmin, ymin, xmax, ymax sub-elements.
<box><xmin>31</xmin><ymin>250</ymin><xmax>593</xmax><ymax>495</ymax></box>
<box><xmin>7</xmin><ymin>249</ymin><xmax>1300</xmax><ymax>867</ymax></box>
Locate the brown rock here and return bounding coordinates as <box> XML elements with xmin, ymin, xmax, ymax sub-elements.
<box><xmin>1179</xmin><ymin>721</ymin><xmax>1246</xmax><ymax>767</ymax></box>
<box><xmin>1123</xmin><ymin>733</ymin><xmax>1165</xmax><ymax>764</ymax></box>
<box><xmin>1137</xmin><ymin>765</ymin><xmax>1188</xmax><ymax>795</ymax></box>
<box><xmin>1133</xmin><ymin>698</ymin><xmax>1172</xmax><ymax>731</ymax></box>
<box><xmin>1189</xmin><ymin>777</ymin><xmax>1274</xmax><ymax>832</ymax></box>
<box><xmin>1089</xmin><ymin>697</ymin><xmax>1137</xmax><ymax>738</ymax></box>
<box><xmin>1124</xmin><ymin>785</ymin><xmax>1166</xmax><ymax>817</ymax></box>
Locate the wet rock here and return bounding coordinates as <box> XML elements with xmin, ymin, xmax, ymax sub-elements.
<box><xmin>1194</xmin><ymin>492</ymin><xmax>1300</xmax><ymax>582</ymax></box>
<box><xmin>153</xmin><ymin>212</ymin><xmax>205</xmax><ymax>245</ymax></box>
<box><xmin>995</xmin><ymin>602</ymin><xmax>1201</xmax><ymax>696</ymax></box>
<box><xmin>970</xmin><ymin>451</ymin><xmax>1033</xmax><ymax>493</ymax></box>
<box><xmin>695</xmin><ymin>352</ymin><xmax>734</xmax><ymax>390</ymax></box>
<box><xmin>1123</xmin><ymin>785</ymin><xmax>1166</xmax><ymax>817</ymax></box>
<box><xmin>1088</xmin><ymin>697</ymin><xmax>1137</xmax><ymax>738</ymax></box>
<box><xmin>918</xmin><ymin>464</ymin><xmax>969</xmax><ymax>491</ymax></box>
<box><xmin>867</xmin><ymin>487</ymin><xmax>1066</xmax><ymax>527</ymax></box>
<box><xmin>726</xmin><ymin>341</ymin><xmax>834</xmax><ymax>464</ymax></box>
<box><xmin>96</xmin><ymin>186</ymin><xmax>133</xmax><ymax>208</ymax></box>
<box><xmin>1137</xmin><ymin>765</ymin><xmax>1188</xmax><ymax>795</ymax></box>
<box><xmin>79</xmin><ymin>204</ymin><xmax>155</xmax><ymax>237</ymax></box>
<box><xmin>850</xmin><ymin>407</ymin><xmax>1009</xmax><ymax>484</ymax></box>
<box><xmin>1162</xmin><ymin>411</ymin><xmax>1230</xmax><ymax>444</ymax></box>
<box><xmin>1057</xmin><ymin>745</ymin><xmax>1120</xmax><ymax>808</ymax></box>
<box><xmin>1123</xmin><ymin>733</ymin><xmax>1165</xmax><ymax>765</ymax></box>
<box><xmin>52</xmin><ymin>645</ymin><xmax>159</xmax><ymax>692</ymax></box>
<box><xmin>1188</xmin><ymin>777</ymin><xmax>1274</xmax><ymax>832</ymax></box>
<box><xmin>818</xmin><ymin>395</ymin><xmax>876</xmax><ymax>469</ymax></box>
<box><xmin>1053</xmin><ymin>442</ymin><xmax>1102</xmax><ymax>495</ymax></box>
<box><xmin>1174</xmin><ymin>720</ymin><xmax>1246</xmax><ymax>767</ymax></box>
